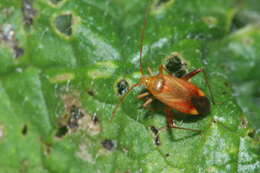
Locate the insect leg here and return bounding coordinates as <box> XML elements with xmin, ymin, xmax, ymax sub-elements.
<box><xmin>137</xmin><ymin>92</ymin><xmax>150</xmax><ymax>99</ymax></box>
<box><xmin>143</xmin><ymin>97</ymin><xmax>153</xmax><ymax>107</ymax></box>
<box><xmin>159</xmin><ymin>65</ymin><xmax>171</xmax><ymax>75</ymax></box>
<box><xmin>147</xmin><ymin>67</ymin><xmax>153</xmax><ymax>75</ymax></box>
<box><xmin>181</xmin><ymin>69</ymin><xmax>203</xmax><ymax>80</ymax></box>
<box><xmin>164</xmin><ymin>107</ymin><xmax>201</xmax><ymax>132</ymax></box>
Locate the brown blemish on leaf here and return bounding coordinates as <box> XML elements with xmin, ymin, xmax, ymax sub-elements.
<box><xmin>61</xmin><ymin>92</ymin><xmax>81</xmax><ymax>111</ymax></box>
<box><xmin>240</xmin><ymin>116</ymin><xmax>248</xmax><ymax>129</ymax></box>
<box><xmin>76</xmin><ymin>142</ymin><xmax>95</xmax><ymax>164</ymax></box>
<box><xmin>57</xmin><ymin>93</ymin><xmax>101</xmax><ymax>136</ymax></box>
<box><xmin>78</xmin><ymin>113</ymin><xmax>101</xmax><ymax>136</ymax></box>
<box><xmin>22</xmin><ymin>0</ymin><xmax>37</xmax><ymax>27</ymax></box>
<box><xmin>0</xmin><ymin>24</ymin><xmax>24</xmax><ymax>58</ymax></box>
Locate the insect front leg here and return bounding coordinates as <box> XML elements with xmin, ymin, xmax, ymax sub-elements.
<box><xmin>147</xmin><ymin>67</ymin><xmax>153</xmax><ymax>76</ymax></box>
<box><xmin>181</xmin><ymin>69</ymin><xmax>203</xmax><ymax>80</ymax></box>
<box><xmin>164</xmin><ymin>107</ymin><xmax>177</xmax><ymax>127</ymax></box>
<box><xmin>159</xmin><ymin>65</ymin><xmax>169</xmax><ymax>75</ymax></box>
<box><xmin>143</xmin><ymin>97</ymin><xmax>153</xmax><ymax>107</ymax></box>
<box><xmin>137</xmin><ymin>92</ymin><xmax>150</xmax><ymax>99</ymax></box>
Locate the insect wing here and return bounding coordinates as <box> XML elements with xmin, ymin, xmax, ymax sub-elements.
<box><xmin>153</xmin><ymin>75</ymin><xmax>200</xmax><ymax>115</ymax></box>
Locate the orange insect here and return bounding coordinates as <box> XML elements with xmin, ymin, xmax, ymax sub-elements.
<box><xmin>112</xmin><ymin>5</ymin><xmax>210</xmax><ymax>132</ymax></box>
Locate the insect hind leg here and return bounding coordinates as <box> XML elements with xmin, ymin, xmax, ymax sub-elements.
<box><xmin>163</xmin><ymin>107</ymin><xmax>201</xmax><ymax>132</ymax></box>
<box><xmin>137</xmin><ymin>92</ymin><xmax>150</xmax><ymax>99</ymax></box>
<box><xmin>181</xmin><ymin>69</ymin><xmax>203</xmax><ymax>81</ymax></box>
<box><xmin>143</xmin><ymin>97</ymin><xmax>153</xmax><ymax>107</ymax></box>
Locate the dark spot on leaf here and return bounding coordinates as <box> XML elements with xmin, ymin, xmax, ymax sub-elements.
<box><xmin>165</xmin><ymin>153</ymin><xmax>170</xmax><ymax>157</ymax></box>
<box><xmin>67</xmin><ymin>121</ymin><xmax>78</xmax><ymax>129</ymax></box>
<box><xmin>230</xmin><ymin>11</ymin><xmax>248</xmax><ymax>33</ymax></box>
<box><xmin>102</xmin><ymin>139</ymin><xmax>115</xmax><ymax>151</ymax></box>
<box><xmin>150</xmin><ymin>126</ymin><xmax>159</xmax><ymax>135</ymax></box>
<box><xmin>247</xmin><ymin>130</ymin><xmax>255</xmax><ymax>138</ymax></box>
<box><xmin>50</xmin><ymin>0</ymin><xmax>63</xmax><ymax>5</ymax></box>
<box><xmin>55</xmin><ymin>126</ymin><xmax>68</xmax><ymax>137</ymax></box>
<box><xmin>165</xmin><ymin>53</ymin><xmax>187</xmax><ymax>77</ymax></box>
<box><xmin>67</xmin><ymin>105</ymin><xmax>84</xmax><ymax>128</ymax></box>
<box><xmin>150</xmin><ymin>126</ymin><xmax>161</xmax><ymax>146</ymax></box>
<box><xmin>0</xmin><ymin>24</ymin><xmax>23</xmax><ymax>58</ymax></box>
<box><xmin>55</xmin><ymin>14</ymin><xmax>73</xmax><ymax>36</ymax></box>
<box><xmin>155</xmin><ymin>136</ymin><xmax>161</xmax><ymax>146</ymax></box>
<box><xmin>191</xmin><ymin>96</ymin><xmax>210</xmax><ymax>115</ymax></box>
<box><xmin>21</xmin><ymin>124</ymin><xmax>28</xmax><ymax>136</ymax></box>
<box><xmin>70</xmin><ymin>105</ymin><xmax>84</xmax><ymax>120</ymax></box>
<box><xmin>22</xmin><ymin>0</ymin><xmax>37</xmax><ymax>27</ymax></box>
<box><xmin>117</xmin><ymin>79</ymin><xmax>129</xmax><ymax>96</ymax></box>
<box><xmin>92</xmin><ymin>113</ymin><xmax>99</xmax><ymax>124</ymax></box>
<box><xmin>87</xmin><ymin>89</ymin><xmax>95</xmax><ymax>96</ymax></box>
<box><xmin>224</xmin><ymin>81</ymin><xmax>229</xmax><ymax>87</ymax></box>
<box><xmin>60</xmin><ymin>93</ymin><xmax>89</xmax><ymax>133</ymax></box>
<box><xmin>14</xmin><ymin>46</ymin><xmax>24</xmax><ymax>58</ymax></box>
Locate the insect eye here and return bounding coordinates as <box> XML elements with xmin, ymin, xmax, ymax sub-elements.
<box><xmin>191</xmin><ymin>96</ymin><xmax>210</xmax><ymax>115</ymax></box>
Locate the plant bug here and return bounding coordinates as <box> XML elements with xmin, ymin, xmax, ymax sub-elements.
<box><xmin>112</xmin><ymin>3</ymin><xmax>210</xmax><ymax>132</ymax></box>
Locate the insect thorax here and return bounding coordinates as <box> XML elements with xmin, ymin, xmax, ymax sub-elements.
<box><xmin>140</xmin><ymin>76</ymin><xmax>165</xmax><ymax>93</ymax></box>
<box><xmin>151</xmin><ymin>77</ymin><xmax>165</xmax><ymax>92</ymax></box>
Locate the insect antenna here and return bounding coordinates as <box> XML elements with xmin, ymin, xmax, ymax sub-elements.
<box><xmin>111</xmin><ymin>2</ymin><xmax>151</xmax><ymax>121</ymax></box>
<box><xmin>139</xmin><ymin>1</ymin><xmax>151</xmax><ymax>75</ymax></box>
<box><xmin>111</xmin><ymin>83</ymin><xmax>140</xmax><ymax>121</ymax></box>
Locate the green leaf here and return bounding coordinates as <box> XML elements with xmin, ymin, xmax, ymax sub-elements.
<box><xmin>0</xmin><ymin>0</ymin><xmax>259</xmax><ymax>173</ymax></box>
